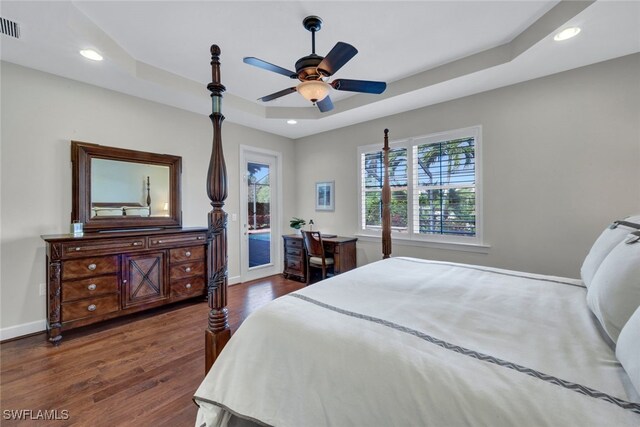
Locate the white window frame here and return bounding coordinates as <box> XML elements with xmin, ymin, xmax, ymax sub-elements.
<box><xmin>357</xmin><ymin>126</ymin><xmax>486</xmax><ymax>252</ymax></box>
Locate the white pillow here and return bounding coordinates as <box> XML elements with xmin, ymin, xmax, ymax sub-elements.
<box><xmin>586</xmin><ymin>233</ymin><xmax>640</xmax><ymax>342</ymax></box>
<box><xmin>93</xmin><ymin>207</ymin><xmax>124</xmax><ymax>216</ymax></box>
<box><xmin>124</xmin><ymin>206</ymin><xmax>150</xmax><ymax>217</ymax></box>
<box><xmin>616</xmin><ymin>305</ymin><xmax>640</xmax><ymax>395</ymax></box>
<box><xmin>581</xmin><ymin>215</ymin><xmax>640</xmax><ymax>288</ymax></box>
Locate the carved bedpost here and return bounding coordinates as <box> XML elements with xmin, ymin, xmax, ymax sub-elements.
<box><xmin>205</xmin><ymin>44</ymin><xmax>231</xmax><ymax>374</ymax></box>
<box><xmin>146</xmin><ymin>176</ymin><xmax>151</xmax><ymax>215</ymax></box>
<box><xmin>382</xmin><ymin>129</ymin><xmax>392</xmax><ymax>259</ymax></box>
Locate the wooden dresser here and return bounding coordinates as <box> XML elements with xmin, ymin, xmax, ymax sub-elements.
<box><xmin>41</xmin><ymin>227</ymin><xmax>207</xmax><ymax>344</ymax></box>
<box><xmin>282</xmin><ymin>234</ymin><xmax>357</xmax><ymax>282</ymax></box>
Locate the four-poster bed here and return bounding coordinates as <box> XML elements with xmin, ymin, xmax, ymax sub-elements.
<box><xmin>198</xmin><ymin>46</ymin><xmax>640</xmax><ymax>426</ymax></box>
<box><xmin>202</xmin><ymin>46</ymin><xmax>395</xmax><ymax>372</ymax></box>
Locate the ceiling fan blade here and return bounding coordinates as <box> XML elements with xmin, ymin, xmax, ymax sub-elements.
<box><xmin>317</xmin><ymin>42</ymin><xmax>358</xmax><ymax>76</ymax></box>
<box><xmin>243</xmin><ymin>57</ymin><xmax>297</xmax><ymax>79</ymax></box>
<box><xmin>316</xmin><ymin>96</ymin><xmax>334</xmax><ymax>112</ymax></box>
<box><xmin>259</xmin><ymin>87</ymin><xmax>297</xmax><ymax>102</ymax></box>
<box><xmin>331</xmin><ymin>79</ymin><xmax>386</xmax><ymax>94</ymax></box>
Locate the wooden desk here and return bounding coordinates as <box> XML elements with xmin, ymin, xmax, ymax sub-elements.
<box><xmin>282</xmin><ymin>235</ymin><xmax>357</xmax><ymax>282</ymax></box>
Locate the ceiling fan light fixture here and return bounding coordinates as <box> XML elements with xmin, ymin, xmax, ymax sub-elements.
<box><xmin>297</xmin><ymin>80</ymin><xmax>331</xmax><ymax>102</ymax></box>
<box><xmin>245</xmin><ymin>15</ymin><xmax>385</xmax><ymax>113</ymax></box>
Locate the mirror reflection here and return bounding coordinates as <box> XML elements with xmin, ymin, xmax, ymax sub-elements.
<box><xmin>72</xmin><ymin>140</ymin><xmax>182</xmax><ymax>231</ymax></box>
<box><xmin>91</xmin><ymin>159</ymin><xmax>170</xmax><ymax>218</ymax></box>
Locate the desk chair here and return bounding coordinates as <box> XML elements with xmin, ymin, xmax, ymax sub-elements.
<box><xmin>301</xmin><ymin>231</ymin><xmax>334</xmax><ymax>285</ymax></box>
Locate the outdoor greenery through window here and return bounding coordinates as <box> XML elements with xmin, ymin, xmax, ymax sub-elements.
<box><xmin>359</xmin><ymin>126</ymin><xmax>481</xmax><ymax>244</ymax></box>
<box><xmin>362</xmin><ymin>148</ymin><xmax>409</xmax><ymax>232</ymax></box>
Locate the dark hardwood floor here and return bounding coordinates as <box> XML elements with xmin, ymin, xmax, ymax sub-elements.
<box><xmin>0</xmin><ymin>275</ymin><xmax>304</xmax><ymax>427</ymax></box>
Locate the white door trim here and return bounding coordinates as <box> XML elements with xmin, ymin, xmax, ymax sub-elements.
<box><xmin>239</xmin><ymin>145</ymin><xmax>283</xmax><ymax>282</ymax></box>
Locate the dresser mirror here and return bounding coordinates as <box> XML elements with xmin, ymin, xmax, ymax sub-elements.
<box><xmin>71</xmin><ymin>141</ymin><xmax>182</xmax><ymax>231</ymax></box>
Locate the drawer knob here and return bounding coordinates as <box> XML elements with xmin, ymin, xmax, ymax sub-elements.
<box><xmin>132</xmin><ymin>242</ymin><xmax>141</xmax><ymax>246</ymax></box>
<box><xmin>87</xmin><ymin>263</ymin><xmax>97</xmax><ymax>271</ymax></box>
<box><xmin>157</xmin><ymin>240</ymin><xmax>164</xmax><ymax>244</ymax></box>
<box><xmin>197</xmin><ymin>236</ymin><xmax>204</xmax><ymax>240</ymax></box>
<box><xmin>75</xmin><ymin>247</ymin><xmax>81</xmax><ymax>251</ymax></box>
<box><xmin>185</xmin><ymin>283</ymin><xmax>192</xmax><ymax>289</ymax></box>
<box><xmin>185</xmin><ymin>251</ymin><xmax>191</xmax><ymax>257</ymax></box>
<box><xmin>87</xmin><ymin>284</ymin><xmax>97</xmax><ymax>291</ymax></box>
<box><xmin>123</xmin><ymin>280</ymin><xmax>127</xmax><ymax>284</ymax></box>
<box><xmin>87</xmin><ymin>304</ymin><xmax>96</xmax><ymax>312</ymax></box>
<box><xmin>185</xmin><ymin>267</ymin><xmax>191</xmax><ymax>273</ymax></box>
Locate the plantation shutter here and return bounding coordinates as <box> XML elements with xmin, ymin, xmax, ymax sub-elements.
<box><xmin>412</xmin><ymin>137</ymin><xmax>476</xmax><ymax>236</ymax></box>
<box><xmin>361</xmin><ymin>148</ymin><xmax>408</xmax><ymax>232</ymax></box>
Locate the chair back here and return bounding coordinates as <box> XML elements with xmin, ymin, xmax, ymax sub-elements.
<box><xmin>301</xmin><ymin>231</ymin><xmax>325</xmax><ymax>258</ymax></box>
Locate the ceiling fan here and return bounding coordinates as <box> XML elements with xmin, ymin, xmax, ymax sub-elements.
<box><xmin>243</xmin><ymin>15</ymin><xmax>387</xmax><ymax>113</ymax></box>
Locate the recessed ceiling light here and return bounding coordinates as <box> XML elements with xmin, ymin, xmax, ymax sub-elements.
<box><xmin>80</xmin><ymin>49</ymin><xmax>103</xmax><ymax>61</ymax></box>
<box><xmin>554</xmin><ymin>27</ymin><xmax>581</xmax><ymax>41</ymax></box>
<box><xmin>287</xmin><ymin>119</ymin><xmax>297</xmax><ymax>125</ymax></box>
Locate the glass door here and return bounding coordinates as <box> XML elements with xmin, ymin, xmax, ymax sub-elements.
<box><xmin>247</xmin><ymin>161</ymin><xmax>271</xmax><ymax>268</ymax></box>
<box><xmin>240</xmin><ymin>148</ymin><xmax>280</xmax><ymax>282</ymax></box>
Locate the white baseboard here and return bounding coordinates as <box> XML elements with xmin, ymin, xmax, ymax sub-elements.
<box><xmin>228</xmin><ymin>276</ymin><xmax>241</xmax><ymax>286</ymax></box>
<box><xmin>0</xmin><ymin>319</ymin><xmax>46</xmax><ymax>341</ymax></box>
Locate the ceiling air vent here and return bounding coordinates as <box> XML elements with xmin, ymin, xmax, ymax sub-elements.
<box><xmin>0</xmin><ymin>17</ymin><xmax>20</xmax><ymax>39</ymax></box>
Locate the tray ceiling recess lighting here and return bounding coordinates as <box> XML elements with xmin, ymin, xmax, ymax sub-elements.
<box><xmin>554</xmin><ymin>27</ymin><xmax>581</xmax><ymax>41</ymax></box>
<box><xmin>80</xmin><ymin>49</ymin><xmax>103</xmax><ymax>61</ymax></box>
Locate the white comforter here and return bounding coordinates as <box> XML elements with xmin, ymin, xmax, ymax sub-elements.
<box><xmin>194</xmin><ymin>257</ymin><xmax>640</xmax><ymax>426</ymax></box>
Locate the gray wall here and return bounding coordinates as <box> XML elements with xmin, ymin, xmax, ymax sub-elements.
<box><xmin>293</xmin><ymin>54</ymin><xmax>640</xmax><ymax>278</ymax></box>
<box><xmin>2</xmin><ymin>54</ymin><xmax>639</xmax><ymax>337</ymax></box>
<box><xmin>0</xmin><ymin>62</ymin><xmax>296</xmax><ymax>336</ymax></box>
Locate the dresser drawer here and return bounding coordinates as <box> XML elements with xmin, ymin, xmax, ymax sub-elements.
<box><xmin>171</xmin><ymin>276</ymin><xmax>205</xmax><ymax>298</ymax></box>
<box><xmin>62</xmin><ymin>276</ymin><xmax>118</xmax><ymax>302</ymax></box>
<box><xmin>170</xmin><ymin>261</ymin><xmax>205</xmax><ymax>280</ymax></box>
<box><xmin>285</xmin><ymin>258</ymin><xmax>303</xmax><ymax>272</ymax></box>
<box><xmin>62</xmin><ymin>294</ymin><xmax>119</xmax><ymax>322</ymax></box>
<box><xmin>285</xmin><ymin>238</ymin><xmax>303</xmax><ymax>249</ymax></box>
<box><xmin>62</xmin><ymin>238</ymin><xmax>145</xmax><ymax>258</ymax></box>
<box><xmin>286</xmin><ymin>247</ymin><xmax>302</xmax><ymax>258</ymax></box>
<box><xmin>149</xmin><ymin>233</ymin><xmax>206</xmax><ymax>249</ymax></box>
<box><xmin>62</xmin><ymin>256</ymin><xmax>118</xmax><ymax>280</ymax></box>
<box><xmin>170</xmin><ymin>245</ymin><xmax>205</xmax><ymax>263</ymax></box>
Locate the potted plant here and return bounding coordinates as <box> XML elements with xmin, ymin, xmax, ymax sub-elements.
<box><xmin>290</xmin><ymin>217</ymin><xmax>306</xmax><ymax>234</ymax></box>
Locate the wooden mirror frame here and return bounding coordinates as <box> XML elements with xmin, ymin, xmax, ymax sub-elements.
<box><xmin>71</xmin><ymin>141</ymin><xmax>182</xmax><ymax>232</ymax></box>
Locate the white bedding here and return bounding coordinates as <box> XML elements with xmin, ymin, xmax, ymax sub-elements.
<box><xmin>194</xmin><ymin>257</ymin><xmax>640</xmax><ymax>426</ymax></box>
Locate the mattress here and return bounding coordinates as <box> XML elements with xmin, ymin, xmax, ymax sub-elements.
<box><xmin>194</xmin><ymin>257</ymin><xmax>640</xmax><ymax>426</ymax></box>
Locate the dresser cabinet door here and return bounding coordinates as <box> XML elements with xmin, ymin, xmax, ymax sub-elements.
<box><xmin>122</xmin><ymin>252</ymin><xmax>167</xmax><ymax>308</ymax></box>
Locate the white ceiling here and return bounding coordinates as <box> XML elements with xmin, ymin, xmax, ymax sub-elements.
<box><xmin>1</xmin><ymin>1</ymin><xmax>639</xmax><ymax>139</ymax></box>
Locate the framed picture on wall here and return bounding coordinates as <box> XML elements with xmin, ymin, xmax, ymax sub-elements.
<box><xmin>315</xmin><ymin>181</ymin><xmax>335</xmax><ymax>211</ymax></box>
